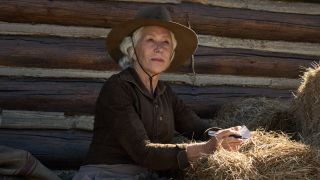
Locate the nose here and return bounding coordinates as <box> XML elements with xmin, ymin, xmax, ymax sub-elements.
<box><xmin>154</xmin><ymin>47</ymin><xmax>161</xmax><ymax>53</ymax></box>
<box><xmin>154</xmin><ymin>42</ymin><xmax>164</xmax><ymax>53</ymax></box>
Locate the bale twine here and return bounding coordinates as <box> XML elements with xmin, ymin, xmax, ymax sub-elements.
<box><xmin>213</xmin><ymin>98</ymin><xmax>294</xmax><ymax>132</ymax></box>
<box><xmin>290</xmin><ymin>62</ymin><xmax>320</xmax><ymax>146</ymax></box>
<box><xmin>184</xmin><ymin>130</ymin><xmax>320</xmax><ymax>179</ymax></box>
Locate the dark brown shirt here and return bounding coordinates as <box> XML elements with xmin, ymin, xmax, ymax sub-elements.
<box><xmin>84</xmin><ymin>68</ymin><xmax>210</xmax><ymax>170</ymax></box>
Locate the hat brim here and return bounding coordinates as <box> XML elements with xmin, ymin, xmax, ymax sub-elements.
<box><xmin>106</xmin><ymin>19</ymin><xmax>198</xmax><ymax>71</ymax></box>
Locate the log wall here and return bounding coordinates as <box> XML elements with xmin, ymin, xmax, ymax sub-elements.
<box><xmin>0</xmin><ymin>1</ymin><xmax>319</xmax><ymax>42</ymax></box>
<box><xmin>0</xmin><ymin>35</ymin><xmax>317</xmax><ymax>78</ymax></box>
<box><xmin>0</xmin><ymin>0</ymin><xmax>319</xmax><ymax>169</ymax></box>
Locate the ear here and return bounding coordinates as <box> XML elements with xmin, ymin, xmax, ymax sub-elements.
<box><xmin>170</xmin><ymin>51</ymin><xmax>175</xmax><ymax>62</ymax></box>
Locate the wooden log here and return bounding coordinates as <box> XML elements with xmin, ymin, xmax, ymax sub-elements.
<box><xmin>0</xmin><ymin>110</ymin><xmax>93</xmax><ymax>131</ymax></box>
<box><xmin>0</xmin><ymin>129</ymin><xmax>91</xmax><ymax>169</ymax></box>
<box><xmin>0</xmin><ymin>109</ymin><xmax>211</xmax><ymax>130</ymax></box>
<box><xmin>0</xmin><ymin>77</ymin><xmax>294</xmax><ymax>118</ymax></box>
<box><xmin>0</xmin><ymin>35</ymin><xmax>119</xmax><ymax>71</ymax></box>
<box><xmin>115</xmin><ymin>0</ymin><xmax>320</xmax><ymax>15</ymax></box>
<box><xmin>0</xmin><ymin>66</ymin><xmax>300</xmax><ymax>89</ymax></box>
<box><xmin>0</xmin><ymin>35</ymin><xmax>188</xmax><ymax>73</ymax></box>
<box><xmin>194</xmin><ymin>46</ymin><xmax>317</xmax><ymax>78</ymax></box>
<box><xmin>198</xmin><ymin>35</ymin><xmax>320</xmax><ymax>57</ymax></box>
<box><xmin>0</xmin><ymin>21</ymin><xmax>110</xmax><ymax>38</ymax></box>
<box><xmin>0</xmin><ymin>1</ymin><xmax>319</xmax><ymax>43</ymax></box>
<box><xmin>1</xmin><ymin>23</ymin><xmax>320</xmax><ymax>56</ymax></box>
<box><xmin>0</xmin><ymin>35</ymin><xmax>317</xmax><ymax>78</ymax></box>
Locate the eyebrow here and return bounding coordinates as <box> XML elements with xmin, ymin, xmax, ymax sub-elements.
<box><xmin>144</xmin><ymin>33</ymin><xmax>171</xmax><ymax>39</ymax></box>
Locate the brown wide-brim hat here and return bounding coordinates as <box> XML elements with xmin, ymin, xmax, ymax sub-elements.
<box><xmin>106</xmin><ymin>6</ymin><xmax>198</xmax><ymax>71</ymax></box>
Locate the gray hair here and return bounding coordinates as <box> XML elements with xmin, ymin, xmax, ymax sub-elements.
<box><xmin>118</xmin><ymin>27</ymin><xmax>177</xmax><ymax>69</ymax></box>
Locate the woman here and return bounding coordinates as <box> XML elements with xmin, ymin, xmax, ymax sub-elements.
<box><xmin>73</xmin><ymin>6</ymin><xmax>243</xmax><ymax>179</ymax></box>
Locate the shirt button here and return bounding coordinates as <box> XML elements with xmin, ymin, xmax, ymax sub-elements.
<box><xmin>159</xmin><ymin>116</ymin><xmax>163</xmax><ymax>121</ymax></box>
<box><xmin>155</xmin><ymin>104</ymin><xmax>159</xmax><ymax>108</ymax></box>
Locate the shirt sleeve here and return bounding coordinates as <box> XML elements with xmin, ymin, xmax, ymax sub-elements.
<box><xmin>98</xmin><ymin>79</ymin><xmax>190</xmax><ymax>170</ymax></box>
<box><xmin>167</xmin><ymin>85</ymin><xmax>211</xmax><ymax>140</ymax></box>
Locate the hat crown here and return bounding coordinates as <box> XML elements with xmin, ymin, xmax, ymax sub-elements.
<box><xmin>135</xmin><ymin>6</ymin><xmax>171</xmax><ymax>22</ymax></box>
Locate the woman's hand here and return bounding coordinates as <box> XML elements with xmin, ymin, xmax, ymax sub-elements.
<box><xmin>186</xmin><ymin>126</ymin><xmax>243</xmax><ymax>162</ymax></box>
<box><xmin>212</xmin><ymin>126</ymin><xmax>244</xmax><ymax>151</ymax></box>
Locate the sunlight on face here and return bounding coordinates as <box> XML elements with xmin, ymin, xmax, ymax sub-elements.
<box><xmin>134</xmin><ymin>26</ymin><xmax>174</xmax><ymax>75</ymax></box>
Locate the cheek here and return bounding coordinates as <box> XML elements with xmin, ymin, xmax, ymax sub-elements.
<box><xmin>136</xmin><ymin>44</ymin><xmax>150</xmax><ymax>61</ymax></box>
<box><xmin>165</xmin><ymin>50</ymin><xmax>174</xmax><ymax>62</ymax></box>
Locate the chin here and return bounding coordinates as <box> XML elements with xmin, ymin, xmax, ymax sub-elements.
<box><xmin>150</xmin><ymin>69</ymin><xmax>164</xmax><ymax>75</ymax></box>
<box><xmin>149</xmin><ymin>65</ymin><xmax>168</xmax><ymax>74</ymax></box>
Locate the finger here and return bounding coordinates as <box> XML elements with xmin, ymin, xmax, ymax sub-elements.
<box><xmin>222</xmin><ymin>142</ymin><xmax>237</xmax><ymax>151</ymax></box>
<box><xmin>231</xmin><ymin>126</ymin><xmax>242</xmax><ymax>131</ymax></box>
<box><xmin>226</xmin><ymin>137</ymin><xmax>244</xmax><ymax>144</ymax></box>
<box><xmin>222</xmin><ymin>138</ymin><xmax>244</xmax><ymax>148</ymax></box>
<box><xmin>220</xmin><ymin>140</ymin><xmax>231</xmax><ymax>151</ymax></box>
<box><xmin>220</xmin><ymin>138</ymin><xmax>241</xmax><ymax>148</ymax></box>
<box><xmin>223</xmin><ymin>141</ymin><xmax>242</xmax><ymax>151</ymax></box>
<box><xmin>216</xmin><ymin>129</ymin><xmax>240</xmax><ymax>137</ymax></box>
<box><xmin>222</xmin><ymin>130</ymin><xmax>242</xmax><ymax>138</ymax></box>
<box><xmin>230</xmin><ymin>144</ymin><xmax>240</xmax><ymax>151</ymax></box>
<box><xmin>227</xmin><ymin>142</ymin><xmax>243</xmax><ymax>147</ymax></box>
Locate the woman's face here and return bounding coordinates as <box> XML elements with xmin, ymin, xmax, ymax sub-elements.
<box><xmin>134</xmin><ymin>26</ymin><xmax>174</xmax><ymax>75</ymax></box>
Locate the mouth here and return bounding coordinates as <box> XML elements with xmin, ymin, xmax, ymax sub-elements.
<box><xmin>151</xmin><ymin>58</ymin><xmax>165</xmax><ymax>63</ymax></box>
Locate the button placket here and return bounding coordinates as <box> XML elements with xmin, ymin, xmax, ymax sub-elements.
<box><xmin>153</xmin><ymin>100</ymin><xmax>159</xmax><ymax>141</ymax></box>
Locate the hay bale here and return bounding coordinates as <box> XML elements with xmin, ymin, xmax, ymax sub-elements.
<box><xmin>185</xmin><ymin>150</ymin><xmax>257</xmax><ymax>179</ymax></box>
<box><xmin>213</xmin><ymin>98</ymin><xmax>293</xmax><ymax>132</ymax></box>
<box><xmin>290</xmin><ymin>62</ymin><xmax>320</xmax><ymax>146</ymax></box>
<box><xmin>184</xmin><ymin>130</ymin><xmax>320</xmax><ymax>179</ymax></box>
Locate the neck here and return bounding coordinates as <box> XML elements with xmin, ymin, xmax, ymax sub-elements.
<box><xmin>133</xmin><ymin>65</ymin><xmax>159</xmax><ymax>95</ymax></box>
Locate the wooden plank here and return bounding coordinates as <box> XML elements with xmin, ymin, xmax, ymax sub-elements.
<box><xmin>0</xmin><ymin>77</ymin><xmax>102</xmax><ymax>115</ymax></box>
<box><xmin>0</xmin><ymin>66</ymin><xmax>300</xmax><ymax>89</ymax></box>
<box><xmin>115</xmin><ymin>0</ymin><xmax>320</xmax><ymax>15</ymax></box>
<box><xmin>0</xmin><ymin>77</ymin><xmax>294</xmax><ymax>118</ymax></box>
<box><xmin>198</xmin><ymin>35</ymin><xmax>320</xmax><ymax>56</ymax></box>
<box><xmin>0</xmin><ymin>35</ymin><xmax>317</xmax><ymax>78</ymax></box>
<box><xmin>0</xmin><ymin>110</ymin><xmax>93</xmax><ymax>131</ymax></box>
<box><xmin>160</xmin><ymin>73</ymin><xmax>300</xmax><ymax>89</ymax></box>
<box><xmin>0</xmin><ymin>21</ymin><xmax>110</xmax><ymax>38</ymax></box>
<box><xmin>0</xmin><ymin>1</ymin><xmax>319</xmax><ymax>43</ymax></box>
<box><xmin>194</xmin><ymin>46</ymin><xmax>316</xmax><ymax>78</ymax></box>
<box><xmin>0</xmin><ymin>129</ymin><xmax>91</xmax><ymax>169</ymax></box>
<box><xmin>0</xmin><ymin>35</ymin><xmax>188</xmax><ymax>73</ymax></box>
<box><xmin>0</xmin><ymin>35</ymin><xmax>119</xmax><ymax>71</ymax></box>
<box><xmin>1</xmin><ymin>24</ymin><xmax>320</xmax><ymax>57</ymax></box>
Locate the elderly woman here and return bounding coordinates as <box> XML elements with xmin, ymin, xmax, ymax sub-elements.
<box><xmin>73</xmin><ymin>6</ymin><xmax>243</xmax><ymax>179</ymax></box>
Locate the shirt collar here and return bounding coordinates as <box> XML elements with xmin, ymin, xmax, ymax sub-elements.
<box><xmin>119</xmin><ymin>67</ymin><xmax>167</xmax><ymax>99</ymax></box>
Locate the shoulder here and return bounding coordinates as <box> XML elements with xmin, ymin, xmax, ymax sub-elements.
<box><xmin>102</xmin><ymin>69</ymin><xmax>133</xmax><ymax>90</ymax></box>
<box><xmin>98</xmin><ymin>71</ymin><xmax>133</xmax><ymax>102</ymax></box>
<box><xmin>160</xmin><ymin>81</ymin><xmax>176</xmax><ymax>96</ymax></box>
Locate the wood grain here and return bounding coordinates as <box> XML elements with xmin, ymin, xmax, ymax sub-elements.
<box><xmin>0</xmin><ymin>1</ymin><xmax>319</xmax><ymax>42</ymax></box>
<box><xmin>0</xmin><ymin>110</ymin><xmax>93</xmax><ymax>130</ymax></box>
<box><xmin>0</xmin><ymin>35</ymin><xmax>317</xmax><ymax>78</ymax></box>
<box><xmin>0</xmin><ymin>129</ymin><xmax>91</xmax><ymax>169</ymax></box>
<box><xmin>0</xmin><ymin>77</ymin><xmax>294</xmax><ymax>118</ymax></box>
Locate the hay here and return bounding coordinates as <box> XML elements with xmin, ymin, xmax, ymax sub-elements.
<box><xmin>291</xmin><ymin>62</ymin><xmax>320</xmax><ymax>147</ymax></box>
<box><xmin>213</xmin><ymin>98</ymin><xmax>292</xmax><ymax>132</ymax></box>
<box><xmin>185</xmin><ymin>150</ymin><xmax>257</xmax><ymax>179</ymax></box>
<box><xmin>184</xmin><ymin>130</ymin><xmax>320</xmax><ymax>179</ymax></box>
